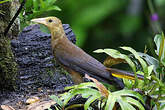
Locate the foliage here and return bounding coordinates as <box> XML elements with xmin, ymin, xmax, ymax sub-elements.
<box><xmin>0</xmin><ymin>0</ymin><xmax>11</xmax><ymax>4</ymax></box>
<box><xmin>49</xmin><ymin>33</ymin><xmax>165</xmax><ymax>110</ymax></box>
<box><xmin>20</xmin><ymin>0</ymin><xmax>165</xmax><ymax>49</ymax></box>
<box><xmin>94</xmin><ymin>33</ymin><xmax>165</xmax><ymax>110</ymax></box>
<box><xmin>20</xmin><ymin>0</ymin><xmax>61</xmax><ymax>29</ymax></box>
<box><xmin>18</xmin><ymin>0</ymin><xmax>165</xmax><ymax>109</ymax></box>
<box><xmin>50</xmin><ymin>81</ymin><xmax>144</xmax><ymax>110</ymax></box>
<box><xmin>49</xmin><ymin>33</ymin><xmax>165</xmax><ymax>109</ymax></box>
<box><xmin>20</xmin><ymin>0</ymin><xmax>129</xmax><ymax>47</ymax></box>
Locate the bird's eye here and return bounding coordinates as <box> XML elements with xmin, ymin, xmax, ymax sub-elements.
<box><xmin>48</xmin><ymin>19</ymin><xmax>53</xmax><ymax>23</ymax></box>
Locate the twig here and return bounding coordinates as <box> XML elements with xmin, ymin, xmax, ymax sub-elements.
<box><xmin>4</xmin><ymin>0</ymin><xmax>26</xmax><ymax>36</ymax></box>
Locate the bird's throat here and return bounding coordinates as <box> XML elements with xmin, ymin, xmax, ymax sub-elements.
<box><xmin>50</xmin><ymin>29</ymin><xmax>66</xmax><ymax>50</ymax></box>
<box><xmin>51</xmin><ymin>27</ymin><xmax>65</xmax><ymax>40</ymax></box>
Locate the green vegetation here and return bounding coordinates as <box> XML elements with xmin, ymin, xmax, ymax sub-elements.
<box><xmin>94</xmin><ymin>33</ymin><xmax>165</xmax><ymax>109</ymax></box>
<box><xmin>18</xmin><ymin>0</ymin><xmax>165</xmax><ymax>109</ymax></box>
<box><xmin>50</xmin><ymin>82</ymin><xmax>144</xmax><ymax>110</ymax></box>
<box><xmin>0</xmin><ymin>0</ymin><xmax>12</xmax><ymax>4</ymax></box>
<box><xmin>20</xmin><ymin>0</ymin><xmax>61</xmax><ymax>29</ymax></box>
<box><xmin>49</xmin><ymin>34</ymin><xmax>165</xmax><ymax>109</ymax></box>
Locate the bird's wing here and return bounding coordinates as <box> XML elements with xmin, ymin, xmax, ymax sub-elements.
<box><xmin>56</xmin><ymin>50</ymin><xmax>125</xmax><ymax>88</ymax></box>
<box><xmin>56</xmin><ymin>46</ymin><xmax>112</xmax><ymax>79</ymax></box>
<box><xmin>55</xmin><ymin>43</ymin><xmax>144</xmax><ymax>81</ymax></box>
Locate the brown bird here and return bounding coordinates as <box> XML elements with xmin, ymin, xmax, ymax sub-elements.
<box><xmin>31</xmin><ymin>17</ymin><xmax>144</xmax><ymax>89</ymax></box>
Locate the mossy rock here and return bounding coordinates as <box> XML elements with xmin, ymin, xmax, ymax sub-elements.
<box><xmin>0</xmin><ymin>36</ymin><xmax>17</xmax><ymax>90</ymax></box>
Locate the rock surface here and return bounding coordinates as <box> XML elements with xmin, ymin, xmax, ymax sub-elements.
<box><xmin>11</xmin><ymin>24</ymin><xmax>76</xmax><ymax>91</ymax></box>
<box><xmin>0</xmin><ymin>24</ymin><xmax>76</xmax><ymax>107</ymax></box>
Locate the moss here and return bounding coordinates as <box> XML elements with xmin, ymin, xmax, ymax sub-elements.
<box><xmin>52</xmin><ymin>57</ymin><xmax>69</xmax><ymax>75</ymax></box>
<box><xmin>0</xmin><ymin>36</ymin><xmax>17</xmax><ymax>90</ymax></box>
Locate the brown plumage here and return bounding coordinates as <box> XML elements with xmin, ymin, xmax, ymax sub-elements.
<box><xmin>31</xmin><ymin>17</ymin><xmax>144</xmax><ymax>89</ymax></box>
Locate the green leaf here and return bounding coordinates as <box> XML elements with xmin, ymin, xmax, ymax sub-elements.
<box><xmin>113</xmin><ymin>89</ymin><xmax>144</xmax><ymax>104</ymax></box>
<box><xmin>0</xmin><ymin>0</ymin><xmax>11</xmax><ymax>4</ymax></box>
<box><xmin>123</xmin><ymin>97</ymin><xmax>145</xmax><ymax>110</ymax></box>
<box><xmin>117</xmin><ymin>97</ymin><xmax>136</xmax><ymax>110</ymax></box>
<box><xmin>84</xmin><ymin>95</ymin><xmax>100</xmax><ymax>110</ymax></box>
<box><xmin>105</xmin><ymin>89</ymin><xmax>144</xmax><ymax>110</ymax></box>
<box><xmin>151</xmin><ymin>75</ymin><xmax>161</xmax><ymax>86</ymax></box>
<box><xmin>62</xmin><ymin>88</ymin><xmax>101</xmax><ymax>106</ymax></box>
<box><xmin>49</xmin><ymin>95</ymin><xmax>63</xmax><ymax>107</ymax></box>
<box><xmin>161</xmin><ymin>58</ymin><xmax>165</xmax><ymax>66</ymax></box>
<box><xmin>148</xmin><ymin>65</ymin><xmax>154</xmax><ymax>77</ymax></box>
<box><xmin>160</xmin><ymin>103</ymin><xmax>165</xmax><ymax>110</ymax></box>
<box><xmin>154</xmin><ymin>33</ymin><xmax>165</xmax><ymax>61</ymax></box>
<box><xmin>138</xmin><ymin>52</ymin><xmax>159</xmax><ymax>77</ymax></box>
<box><xmin>97</xmin><ymin>100</ymin><xmax>105</xmax><ymax>110</ymax></box>
<box><xmin>123</xmin><ymin>78</ymin><xmax>133</xmax><ymax>88</ymax></box>
<box><xmin>47</xmin><ymin>0</ymin><xmax>57</xmax><ymax>4</ymax></box>
<box><xmin>48</xmin><ymin>108</ymin><xmax>52</xmax><ymax>110</ymax></box>
<box><xmin>46</xmin><ymin>6</ymin><xmax>61</xmax><ymax>11</ymax></box>
<box><xmin>81</xmin><ymin>89</ymin><xmax>101</xmax><ymax>99</ymax></box>
<box><xmin>65</xmin><ymin>82</ymin><xmax>96</xmax><ymax>90</ymax></box>
<box><xmin>105</xmin><ymin>93</ymin><xmax>116</xmax><ymax>110</ymax></box>
<box><xmin>62</xmin><ymin>92</ymin><xmax>74</xmax><ymax>106</ymax></box>
<box><xmin>40</xmin><ymin>0</ymin><xmax>45</xmax><ymax>9</ymax></box>
<box><xmin>120</xmin><ymin>47</ymin><xmax>148</xmax><ymax>86</ymax></box>
<box><xmin>120</xmin><ymin>47</ymin><xmax>148</xmax><ymax>73</ymax></box>
<box><xmin>25</xmin><ymin>0</ymin><xmax>33</xmax><ymax>9</ymax></box>
<box><xmin>44</xmin><ymin>0</ymin><xmax>57</xmax><ymax>8</ymax></box>
<box><xmin>160</xmin><ymin>33</ymin><xmax>165</xmax><ymax>61</ymax></box>
<box><xmin>33</xmin><ymin>0</ymin><xmax>39</xmax><ymax>11</ymax></box>
<box><xmin>60</xmin><ymin>82</ymin><xmax>145</xmax><ymax>110</ymax></box>
<box><xmin>94</xmin><ymin>49</ymin><xmax>136</xmax><ymax>72</ymax></box>
<box><xmin>154</xmin><ymin>34</ymin><xmax>162</xmax><ymax>56</ymax></box>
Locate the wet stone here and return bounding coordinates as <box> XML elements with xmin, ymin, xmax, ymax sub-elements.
<box><xmin>11</xmin><ymin>24</ymin><xmax>76</xmax><ymax>92</ymax></box>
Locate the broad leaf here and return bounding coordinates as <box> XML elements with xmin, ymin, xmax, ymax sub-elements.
<box><xmin>40</xmin><ymin>0</ymin><xmax>45</xmax><ymax>9</ymax></box>
<box><xmin>154</xmin><ymin>33</ymin><xmax>165</xmax><ymax>61</ymax></box>
<box><xmin>120</xmin><ymin>47</ymin><xmax>148</xmax><ymax>74</ymax></box>
<box><xmin>62</xmin><ymin>88</ymin><xmax>101</xmax><ymax>106</ymax></box>
<box><xmin>113</xmin><ymin>89</ymin><xmax>144</xmax><ymax>104</ymax></box>
<box><xmin>117</xmin><ymin>97</ymin><xmax>136</xmax><ymax>110</ymax></box>
<box><xmin>94</xmin><ymin>49</ymin><xmax>136</xmax><ymax>72</ymax></box>
<box><xmin>33</xmin><ymin>0</ymin><xmax>39</xmax><ymax>12</ymax></box>
<box><xmin>148</xmin><ymin>65</ymin><xmax>154</xmax><ymax>77</ymax></box>
<box><xmin>49</xmin><ymin>95</ymin><xmax>63</xmax><ymax>107</ymax></box>
<box><xmin>0</xmin><ymin>0</ymin><xmax>11</xmax><ymax>4</ymax></box>
<box><xmin>138</xmin><ymin>52</ymin><xmax>159</xmax><ymax>77</ymax></box>
<box><xmin>120</xmin><ymin>47</ymin><xmax>148</xmax><ymax>86</ymax></box>
<box><xmin>123</xmin><ymin>97</ymin><xmax>145</xmax><ymax>110</ymax></box>
<box><xmin>65</xmin><ymin>82</ymin><xmax>96</xmax><ymax>90</ymax></box>
<box><xmin>105</xmin><ymin>93</ymin><xmax>116</xmax><ymax>110</ymax></box>
<box><xmin>103</xmin><ymin>56</ymin><xmax>126</xmax><ymax>67</ymax></box>
<box><xmin>85</xmin><ymin>74</ymin><xmax>109</xmax><ymax>98</ymax></box>
<box><xmin>46</xmin><ymin>6</ymin><xmax>61</xmax><ymax>11</ymax></box>
<box><xmin>84</xmin><ymin>95</ymin><xmax>101</xmax><ymax>110</ymax></box>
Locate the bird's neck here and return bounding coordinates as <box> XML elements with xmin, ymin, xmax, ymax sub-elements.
<box><xmin>50</xmin><ymin>29</ymin><xmax>66</xmax><ymax>48</ymax></box>
<box><xmin>51</xmin><ymin>28</ymin><xmax>65</xmax><ymax>40</ymax></box>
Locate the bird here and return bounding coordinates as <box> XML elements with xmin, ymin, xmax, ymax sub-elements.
<box><xmin>31</xmin><ymin>17</ymin><xmax>144</xmax><ymax>89</ymax></box>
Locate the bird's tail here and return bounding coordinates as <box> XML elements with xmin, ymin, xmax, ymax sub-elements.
<box><xmin>106</xmin><ymin>68</ymin><xmax>144</xmax><ymax>80</ymax></box>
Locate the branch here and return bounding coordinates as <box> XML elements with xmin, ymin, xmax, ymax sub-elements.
<box><xmin>4</xmin><ymin>0</ymin><xmax>26</xmax><ymax>36</ymax></box>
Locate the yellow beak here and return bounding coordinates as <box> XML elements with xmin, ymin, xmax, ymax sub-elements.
<box><xmin>31</xmin><ymin>18</ymin><xmax>47</xmax><ymax>25</ymax></box>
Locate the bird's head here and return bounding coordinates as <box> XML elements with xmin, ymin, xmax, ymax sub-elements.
<box><xmin>31</xmin><ymin>17</ymin><xmax>64</xmax><ymax>39</ymax></box>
